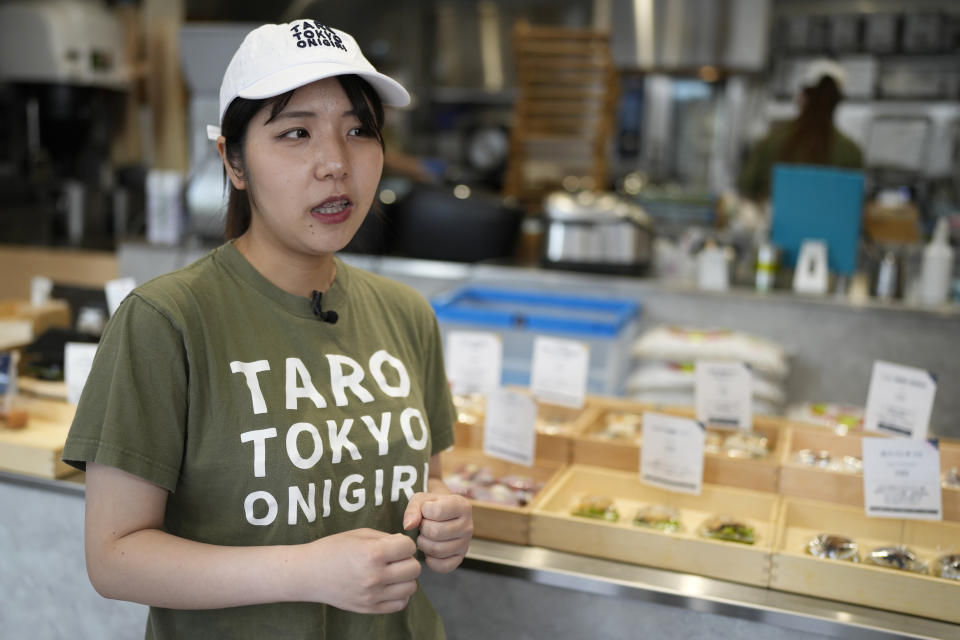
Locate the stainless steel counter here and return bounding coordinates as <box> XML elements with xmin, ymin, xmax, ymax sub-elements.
<box><xmin>461</xmin><ymin>538</ymin><xmax>958</xmax><ymax>640</ymax></box>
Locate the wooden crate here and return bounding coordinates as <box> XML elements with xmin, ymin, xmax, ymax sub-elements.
<box><xmin>780</xmin><ymin>427</ymin><xmax>960</xmax><ymax>523</ymax></box>
<box><xmin>939</xmin><ymin>442</ymin><xmax>960</xmax><ymax>522</ymax></box>
<box><xmin>778</xmin><ymin>426</ymin><xmax>870</xmax><ymax>508</ymax></box>
<box><xmin>441</xmin><ymin>447</ymin><xmax>565</xmax><ymax>545</ymax></box>
<box><xmin>0</xmin><ymin>397</ymin><xmax>76</xmax><ymax>478</ymax></box>
<box><xmin>0</xmin><ymin>245</ymin><xmax>117</xmax><ymax>300</ymax></box>
<box><xmin>571</xmin><ymin>401</ymin><xmax>787</xmax><ymax>492</ymax></box>
<box><xmin>530</xmin><ymin>465</ymin><xmax>780</xmax><ymax>586</ymax></box>
<box><xmin>0</xmin><ymin>299</ymin><xmax>71</xmax><ymax>350</ymax></box>
<box><xmin>451</xmin><ymin>393</ymin><xmax>600</xmax><ymax>463</ymax></box>
<box><xmin>771</xmin><ymin>498</ymin><xmax>960</xmax><ymax>623</ymax></box>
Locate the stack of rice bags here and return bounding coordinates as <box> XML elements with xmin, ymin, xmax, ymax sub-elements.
<box><xmin>627</xmin><ymin>326</ymin><xmax>789</xmax><ymax>415</ymax></box>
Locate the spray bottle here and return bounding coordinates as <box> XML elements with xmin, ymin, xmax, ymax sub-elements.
<box><xmin>919</xmin><ymin>217</ymin><xmax>954</xmax><ymax>306</ymax></box>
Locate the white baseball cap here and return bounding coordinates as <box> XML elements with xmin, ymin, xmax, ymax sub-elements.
<box><xmin>207</xmin><ymin>20</ymin><xmax>410</xmax><ymax>140</ymax></box>
<box><xmin>803</xmin><ymin>58</ymin><xmax>847</xmax><ymax>92</ymax></box>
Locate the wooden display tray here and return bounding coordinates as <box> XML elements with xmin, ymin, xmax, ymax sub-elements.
<box><xmin>771</xmin><ymin>498</ymin><xmax>960</xmax><ymax>624</ymax></box>
<box><xmin>938</xmin><ymin>442</ymin><xmax>960</xmax><ymax>522</ymax></box>
<box><xmin>571</xmin><ymin>401</ymin><xmax>787</xmax><ymax>492</ymax></box>
<box><xmin>0</xmin><ymin>397</ymin><xmax>75</xmax><ymax>478</ymax></box>
<box><xmin>778</xmin><ymin>426</ymin><xmax>869</xmax><ymax>507</ymax></box>
<box><xmin>0</xmin><ymin>299</ymin><xmax>71</xmax><ymax>350</ymax></box>
<box><xmin>453</xmin><ymin>394</ymin><xmax>600</xmax><ymax>463</ymax></box>
<box><xmin>530</xmin><ymin>465</ymin><xmax>780</xmax><ymax>586</ymax></box>
<box><xmin>441</xmin><ymin>446</ymin><xmax>565</xmax><ymax>545</ymax></box>
<box><xmin>779</xmin><ymin>427</ymin><xmax>960</xmax><ymax>522</ymax></box>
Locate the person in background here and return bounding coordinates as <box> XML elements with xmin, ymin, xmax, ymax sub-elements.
<box><xmin>737</xmin><ymin>59</ymin><xmax>864</xmax><ymax>201</ymax></box>
<box><xmin>62</xmin><ymin>20</ymin><xmax>471</xmax><ymax>639</ymax></box>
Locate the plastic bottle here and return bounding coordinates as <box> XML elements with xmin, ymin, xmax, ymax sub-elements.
<box><xmin>697</xmin><ymin>241</ymin><xmax>730</xmax><ymax>291</ymax></box>
<box><xmin>755</xmin><ymin>244</ymin><xmax>777</xmax><ymax>293</ymax></box>
<box><xmin>919</xmin><ymin>217</ymin><xmax>954</xmax><ymax>306</ymax></box>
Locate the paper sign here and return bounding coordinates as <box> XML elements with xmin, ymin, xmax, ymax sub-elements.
<box><xmin>65</xmin><ymin>342</ymin><xmax>98</xmax><ymax>405</ymax></box>
<box><xmin>530</xmin><ymin>336</ymin><xmax>589</xmax><ymax>409</ymax></box>
<box><xmin>640</xmin><ymin>412</ymin><xmax>705</xmax><ymax>495</ymax></box>
<box><xmin>863</xmin><ymin>360</ymin><xmax>937</xmax><ymax>439</ymax></box>
<box><xmin>30</xmin><ymin>276</ymin><xmax>53</xmax><ymax>307</ymax></box>
<box><xmin>695</xmin><ymin>360</ymin><xmax>752</xmax><ymax>430</ymax></box>
<box><xmin>482</xmin><ymin>388</ymin><xmax>537</xmax><ymax>466</ymax></box>
<box><xmin>105</xmin><ymin>277</ymin><xmax>137</xmax><ymax>316</ymax></box>
<box><xmin>445</xmin><ymin>331</ymin><xmax>502</xmax><ymax>396</ymax></box>
<box><xmin>862</xmin><ymin>437</ymin><xmax>942</xmax><ymax>520</ymax></box>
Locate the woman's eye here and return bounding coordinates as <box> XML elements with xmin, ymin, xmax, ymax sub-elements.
<box><xmin>281</xmin><ymin>128</ymin><xmax>309</xmax><ymax>139</ymax></box>
<box><xmin>348</xmin><ymin>126</ymin><xmax>372</xmax><ymax>138</ymax></box>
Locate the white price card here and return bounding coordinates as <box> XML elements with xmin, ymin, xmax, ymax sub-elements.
<box><xmin>530</xmin><ymin>335</ymin><xmax>589</xmax><ymax>409</ymax></box>
<box><xmin>695</xmin><ymin>360</ymin><xmax>752</xmax><ymax>430</ymax></box>
<box><xmin>482</xmin><ymin>388</ymin><xmax>537</xmax><ymax>466</ymax></box>
<box><xmin>105</xmin><ymin>277</ymin><xmax>137</xmax><ymax>317</ymax></box>
<box><xmin>863</xmin><ymin>360</ymin><xmax>937</xmax><ymax>440</ymax></box>
<box><xmin>640</xmin><ymin>412</ymin><xmax>705</xmax><ymax>495</ymax></box>
<box><xmin>65</xmin><ymin>342</ymin><xmax>98</xmax><ymax>405</ymax></box>
<box><xmin>30</xmin><ymin>276</ymin><xmax>53</xmax><ymax>307</ymax></box>
<box><xmin>445</xmin><ymin>331</ymin><xmax>502</xmax><ymax>396</ymax></box>
<box><xmin>862</xmin><ymin>437</ymin><xmax>942</xmax><ymax>520</ymax></box>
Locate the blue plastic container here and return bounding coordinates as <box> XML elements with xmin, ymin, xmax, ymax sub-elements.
<box><xmin>431</xmin><ymin>286</ymin><xmax>641</xmax><ymax>395</ymax></box>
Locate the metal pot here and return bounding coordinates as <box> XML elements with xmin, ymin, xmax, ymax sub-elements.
<box><xmin>542</xmin><ymin>190</ymin><xmax>654</xmax><ymax>275</ymax></box>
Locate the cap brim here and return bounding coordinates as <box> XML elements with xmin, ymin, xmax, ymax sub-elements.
<box><xmin>238</xmin><ymin>62</ymin><xmax>410</xmax><ymax>108</ymax></box>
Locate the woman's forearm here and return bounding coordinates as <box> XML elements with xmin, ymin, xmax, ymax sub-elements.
<box><xmin>84</xmin><ymin>463</ymin><xmax>422</xmax><ymax>613</ymax></box>
<box><xmin>87</xmin><ymin>528</ymin><xmax>306</xmax><ymax>609</ymax></box>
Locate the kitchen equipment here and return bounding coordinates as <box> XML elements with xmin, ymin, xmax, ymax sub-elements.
<box><xmin>0</xmin><ymin>1</ymin><xmax>129</xmax><ymax>88</ymax></box>
<box><xmin>902</xmin><ymin>13</ymin><xmax>944</xmax><ymax>54</ymax></box>
<box><xmin>542</xmin><ymin>190</ymin><xmax>654</xmax><ymax>276</ymax></box>
<box><xmin>874</xmin><ymin>249</ymin><xmax>900</xmax><ymax>301</ymax></box>
<box><xmin>387</xmin><ymin>183</ymin><xmax>524</xmax><ymax>263</ymax></box>
<box><xmin>865</xmin><ymin>14</ymin><xmax>898</xmax><ymax>53</ymax></box>
<box><xmin>0</xmin><ymin>0</ymin><xmax>131</xmax><ymax>248</ymax></box>
<box><xmin>865</xmin><ymin>116</ymin><xmax>931</xmax><ymax>171</ymax></box>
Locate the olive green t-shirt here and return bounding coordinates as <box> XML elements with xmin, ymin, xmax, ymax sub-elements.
<box><xmin>736</xmin><ymin>122</ymin><xmax>864</xmax><ymax>201</ymax></box>
<box><xmin>63</xmin><ymin>243</ymin><xmax>456</xmax><ymax>639</ymax></box>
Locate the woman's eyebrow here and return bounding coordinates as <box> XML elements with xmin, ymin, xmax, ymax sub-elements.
<box><xmin>270</xmin><ymin>110</ymin><xmax>316</xmax><ymax>122</ymax></box>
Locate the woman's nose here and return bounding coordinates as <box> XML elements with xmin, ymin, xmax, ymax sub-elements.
<box><xmin>314</xmin><ymin>138</ymin><xmax>348</xmax><ymax>181</ymax></box>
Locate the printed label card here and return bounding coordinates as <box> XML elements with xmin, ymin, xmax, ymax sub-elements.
<box><xmin>640</xmin><ymin>412</ymin><xmax>705</xmax><ymax>495</ymax></box>
<box><xmin>862</xmin><ymin>437</ymin><xmax>942</xmax><ymax>520</ymax></box>
<box><xmin>863</xmin><ymin>360</ymin><xmax>936</xmax><ymax>440</ymax></box>
<box><xmin>482</xmin><ymin>388</ymin><xmax>538</xmax><ymax>467</ymax></box>
<box><xmin>445</xmin><ymin>330</ymin><xmax>503</xmax><ymax>396</ymax></box>
<box><xmin>530</xmin><ymin>336</ymin><xmax>589</xmax><ymax>409</ymax></box>
<box><xmin>695</xmin><ymin>360</ymin><xmax>752</xmax><ymax>430</ymax></box>
<box><xmin>65</xmin><ymin>342</ymin><xmax>98</xmax><ymax>405</ymax></box>
<box><xmin>105</xmin><ymin>277</ymin><xmax>137</xmax><ymax>317</ymax></box>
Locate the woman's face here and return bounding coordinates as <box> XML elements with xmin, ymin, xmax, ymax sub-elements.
<box><xmin>230</xmin><ymin>77</ymin><xmax>383</xmax><ymax>259</ymax></box>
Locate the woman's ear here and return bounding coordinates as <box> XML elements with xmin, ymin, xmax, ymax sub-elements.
<box><xmin>217</xmin><ymin>136</ymin><xmax>247</xmax><ymax>190</ymax></box>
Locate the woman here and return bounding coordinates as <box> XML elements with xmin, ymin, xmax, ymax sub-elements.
<box><xmin>737</xmin><ymin>59</ymin><xmax>864</xmax><ymax>201</ymax></box>
<box><xmin>63</xmin><ymin>21</ymin><xmax>472</xmax><ymax>639</ymax></box>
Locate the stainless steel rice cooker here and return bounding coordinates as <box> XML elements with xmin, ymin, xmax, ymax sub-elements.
<box><xmin>543</xmin><ymin>191</ymin><xmax>654</xmax><ymax>275</ymax></box>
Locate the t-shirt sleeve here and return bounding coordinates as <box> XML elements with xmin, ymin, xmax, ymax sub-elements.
<box><xmin>62</xmin><ymin>293</ymin><xmax>187</xmax><ymax>491</ymax></box>
<box><xmin>421</xmin><ymin>310</ymin><xmax>455</xmax><ymax>456</ymax></box>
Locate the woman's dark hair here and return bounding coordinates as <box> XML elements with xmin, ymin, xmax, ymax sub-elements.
<box><xmin>778</xmin><ymin>75</ymin><xmax>843</xmax><ymax>166</ymax></box>
<box><xmin>220</xmin><ymin>74</ymin><xmax>385</xmax><ymax>240</ymax></box>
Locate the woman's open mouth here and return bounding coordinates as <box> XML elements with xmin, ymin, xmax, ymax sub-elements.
<box><xmin>310</xmin><ymin>197</ymin><xmax>353</xmax><ymax>224</ymax></box>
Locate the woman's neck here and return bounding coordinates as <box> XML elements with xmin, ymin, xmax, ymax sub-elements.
<box><xmin>233</xmin><ymin>234</ymin><xmax>337</xmax><ymax>298</ymax></box>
